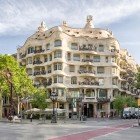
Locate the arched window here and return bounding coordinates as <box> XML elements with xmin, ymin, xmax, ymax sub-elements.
<box><xmin>54</xmin><ymin>39</ymin><xmax>62</xmax><ymax>47</ymax></box>
<box><xmin>71</xmin><ymin>77</ymin><xmax>77</xmax><ymax>84</ymax></box>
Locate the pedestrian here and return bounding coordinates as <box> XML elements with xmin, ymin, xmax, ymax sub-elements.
<box><xmin>30</xmin><ymin>113</ymin><xmax>33</xmax><ymax>122</ymax></box>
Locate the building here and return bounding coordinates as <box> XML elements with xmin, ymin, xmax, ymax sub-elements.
<box><xmin>17</xmin><ymin>15</ymin><xmax>138</xmax><ymax>118</ymax></box>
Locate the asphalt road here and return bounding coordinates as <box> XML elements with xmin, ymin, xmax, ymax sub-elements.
<box><xmin>0</xmin><ymin>119</ymin><xmax>139</xmax><ymax>140</ymax></box>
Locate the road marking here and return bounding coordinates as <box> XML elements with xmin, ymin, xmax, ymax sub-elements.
<box><xmin>48</xmin><ymin>123</ymin><xmax>133</xmax><ymax>140</ymax></box>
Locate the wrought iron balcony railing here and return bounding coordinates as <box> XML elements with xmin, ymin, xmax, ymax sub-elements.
<box><xmin>33</xmin><ymin>60</ymin><xmax>43</xmax><ymax>65</ymax></box>
<box><xmin>79</xmin><ymin>81</ymin><xmax>99</xmax><ymax>86</ymax></box>
<box><xmin>78</xmin><ymin>70</ymin><xmax>95</xmax><ymax>74</ymax></box>
<box><xmin>34</xmin><ymin>71</ymin><xmax>46</xmax><ymax>76</ymax></box>
<box><xmin>82</xmin><ymin>59</ymin><xmax>93</xmax><ymax>63</ymax></box>
<box><xmin>96</xmin><ymin>97</ymin><xmax>110</xmax><ymax>103</ymax></box>
<box><xmin>34</xmin><ymin>49</ymin><xmax>45</xmax><ymax>54</ymax></box>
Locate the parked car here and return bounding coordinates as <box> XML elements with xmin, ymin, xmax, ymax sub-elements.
<box><xmin>122</xmin><ymin>107</ymin><xmax>135</xmax><ymax>119</ymax></box>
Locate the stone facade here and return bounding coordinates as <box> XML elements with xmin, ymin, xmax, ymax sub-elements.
<box><xmin>17</xmin><ymin>15</ymin><xmax>138</xmax><ymax>118</ymax></box>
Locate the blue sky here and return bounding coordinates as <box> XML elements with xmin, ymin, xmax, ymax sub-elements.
<box><xmin>0</xmin><ymin>0</ymin><xmax>140</xmax><ymax>63</ymax></box>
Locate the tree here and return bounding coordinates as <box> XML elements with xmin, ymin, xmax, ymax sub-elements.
<box><xmin>0</xmin><ymin>55</ymin><xmax>36</xmax><ymax>117</ymax></box>
<box><xmin>113</xmin><ymin>95</ymin><xmax>137</xmax><ymax>116</ymax></box>
<box><xmin>125</xmin><ymin>96</ymin><xmax>137</xmax><ymax>107</ymax></box>
<box><xmin>31</xmin><ymin>89</ymin><xmax>48</xmax><ymax>110</ymax></box>
<box><xmin>31</xmin><ymin>89</ymin><xmax>48</xmax><ymax>119</ymax></box>
<box><xmin>113</xmin><ymin>95</ymin><xmax>125</xmax><ymax>115</ymax></box>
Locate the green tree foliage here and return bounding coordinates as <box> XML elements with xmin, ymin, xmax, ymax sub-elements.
<box><xmin>124</xmin><ymin>96</ymin><xmax>137</xmax><ymax>107</ymax></box>
<box><xmin>113</xmin><ymin>95</ymin><xmax>137</xmax><ymax>115</ymax></box>
<box><xmin>0</xmin><ymin>55</ymin><xmax>36</xmax><ymax>97</ymax></box>
<box><xmin>31</xmin><ymin>89</ymin><xmax>48</xmax><ymax>110</ymax></box>
<box><xmin>113</xmin><ymin>95</ymin><xmax>125</xmax><ymax>115</ymax></box>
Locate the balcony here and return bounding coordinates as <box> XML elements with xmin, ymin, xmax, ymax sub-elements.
<box><xmin>34</xmin><ymin>71</ymin><xmax>46</xmax><ymax>76</ymax></box>
<box><xmin>121</xmin><ymin>86</ymin><xmax>127</xmax><ymax>90</ymax></box>
<box><xmin>110</xmin><ymin>49</ymin><xmax>119</xmax><ymax>53</ymax></box>
<box><xmin>48</xmin><ymin>70</ymin><xmax>51</xmax><ymax>73</ymax></box>
<box><xmin>33</xmin><ymin>60</ymin><xmax>43</xmax><ymax>65</ymax></box>
<box><xmin>96</xmin><ymin>97</ymin><xmax>110</xmax><ymax>103</ymax></box>
<box><xmin>79</xmin><ymin>45</ymin><xmax>96</xmax><ymax>51</ymax></box>
<box><xmin>34</xmin><ymin>49</ymin><xmax>45</xmax><ymax>54</ymax></box>
<box><xmin>78</xmin><ymin>70</ymin><xmax>95</xmax><ymax>74</ymax></box>
<box><xmin>82</xmin><ymin>59</ymin><xmax>93</xmax><ymax>63</ymax></box>
<box><xmin>20</xmin><ymin>53</ymin><xmax>26</xmax><ymax>59</ymax></box>
<box><xmin>79</xmin><ymin>81</ymin><xmax>99</xmax><ymax>86</ymax></box>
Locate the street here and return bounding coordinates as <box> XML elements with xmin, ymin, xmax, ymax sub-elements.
<box><xmin>0</xmin><ymin>119</ymin><xmax>139</xmax><ymax>140</ymax></box>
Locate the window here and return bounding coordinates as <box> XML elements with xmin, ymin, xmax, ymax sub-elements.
<box><xmin>110</xmin><ymin>46</ymin><xmax>115</xmax><ymax>52</ymax></box>
<box><xmin>48</xmin><ymin>66</ymin><xmax>51</xmax><ymax>73</ymax></box>
<box><xmin>28</xmin><ymin>47</ymin><xmax>34</xmax><ymax>54</ymax></box>
<box><xmin>54</xmin><ymin>51</ymin><xmax>62</xmax><ymax>58</ymax></box>
<box><xmin>86</xmin><ymin>90</ymin><xmax>95</xmax><ymax>97</ymax></box>
<box><xmin>73</xmin><ymin>54</ymin><xmax>80</xmax><ymax>61</ymax></box>
<box><xmin>57</xmin><ymin>89</ymin><xmax>64</xmax><ymax>96</ymax></box>
<box><xmin>69</xmin><ymin>65</ymin><xmax>75</xmax><ymax>72</ymax></box>
<box><xmin>98</xmin><ymin>78</ymin><xmax>104</xmax><ymax>85</ymax></box>
<box><xmin>54</xmin><ymin>76</ymin><xmax>57</xmax><ymax>83</ymax></box>
<box><xmin>67</xmin><ymin>53</ymin><xmax>71</xmax><ymax>61</ymax></box>
<box><xmin>71</xmin><ymin>77</ymin><xmax>77</xmax><ymax>84</ymax></box>
<box><xmin>99</xmin><ymin>89</ymin><xmax>107</xmax><ymax>98</ymax></box>
<box><xmin>27</xmin><ymin>58</ymin><xmax>32</xmax><ymax>64</ymax></box>
<box><xmin>93</xmin><ymin>55</ymin><xmax>100</xmax><ymax>62</ymax></box>
<box><xmin>44</xmin><ymin>56</ymin><xmax>48</xmax><ymax>62</ymax></box>
<box><xmin>98</xmin><ymin>45</ymin><xmax>104</xmax><ymax>52</ymax></box>
<box><xmin>54</xmin><ymin>76</ymin><xmax>63</xmax><ymax>83</ymax></box>
<box><xmin>58</xmin><ymin>76</ymin><xmax>63</xmax><ymax>83</ymax></box>
<box><xmin>54</xmin><ymin>40</ymin><xmax>62</xmax><ymax>47</ymax></box>
<box><xmin>46</xmin><ymin>43</ymin><xmax>50</xmax><ymax>50</ymax></box>
<box><xmin>97</xmin><ymin>67</ymin><xmax>104</xmax><ymax>74</ymax></box>
<box><xmin>58</xmin><ymin>63</ymin><xmax>62</xmax><ymax>70</ymax></box>
<box><xmin>54</xmin><ymin>63</ymin><xmax>62</xmax><ymax>71</ymax></box>
<box><xmin>112</xmin><ymin>78</ymin><xmax>117</xmax><ymax>85</ymax></box>
<box><xmin>49</xmin><ymin>54</ymin><xmax>52</xmax><ymax>61</ymax></box>
<box><xmin>111</xmin><ymin>56</ymin><xmax>115</xmax><ymax>62</ymax></box>
<box><xmin>71</xmin><ymin>43</ymin><xmax>78</xmax><ymax>50</ymax></box>
<box><xmin>105</xmin><ymin>57</ymin><xmax>108</xmax><ymax>63</ymax></box>
<box><xmin>27</xmin><ymin>69</ymin><xmax>32</xmax><ymax>75</ymax></box>
<box><xmin>112</xmin><ymin>67</ymin><xmax>115</xmax><ymax>74</ymax></box>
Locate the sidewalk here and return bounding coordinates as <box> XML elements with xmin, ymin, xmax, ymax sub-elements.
<box><xmin>0</xmin><ymin>117</ymin><xmax>120</xmax><ymax>125</ymax></box>
<box><xmin>0</xmin><ymin>118</ymin><xmax>86</xmax><ymax>125</ymax></box>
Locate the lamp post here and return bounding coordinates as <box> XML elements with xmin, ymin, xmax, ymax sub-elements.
<box><xmin>50</xmin><ymin>91</ymin><xmax>58</xmax><ymax>123</ymax></box>
<box><xmin>137</xmin><ymin>89</ymin><xmax>140</xmax><ymax>126</ymax></box>
<box><xmin>66</xmin><ymin>96</ymin><xmax>72</xmax><ymax>119</ymax></box>
<box><xmin>78</xmin><ymin>95</ymin><xmax>84</xmax><ymax>121</ymax></box>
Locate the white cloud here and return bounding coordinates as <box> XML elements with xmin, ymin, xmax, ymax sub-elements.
<box><xmin>0</xmin><ymin>0</ymin><xmax>140</xmax><ymax>36</ymax></box>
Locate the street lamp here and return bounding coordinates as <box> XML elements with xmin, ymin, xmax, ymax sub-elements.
<box><xmin>137</xmin><ymin>89</ymin><xmax>140</xmax><ymax>126</ymax></box>
<box><xmin>50</xmin><ymin>91</ymin><xmax>58</xmax><ymax>123</ymax></box>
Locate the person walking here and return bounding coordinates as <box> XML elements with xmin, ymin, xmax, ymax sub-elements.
<box><xmin>30</xmin><ymin>113</ymin><xmax>33</xmax><ymax>122</ymax></box>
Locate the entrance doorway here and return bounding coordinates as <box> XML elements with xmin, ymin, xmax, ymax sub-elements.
<box><xmin>83</xmin><ymin>103</ymin><xmax>93</xmax><ymax>118</ymax></box>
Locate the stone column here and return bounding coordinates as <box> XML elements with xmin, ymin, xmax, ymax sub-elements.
<box><xmin>106</xmin><ymin>102</ymin><xmax>110</xmax><ymax>118</ymax></box>
<box><xmin>64</xmin><ymin>102</ymin><xmax>69</xmax><ymax>119</ymax></box>
<box><xmin>93</xmin><ymin>103</ymin><xmax>97</xmax><ymax>118</ymax></box>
